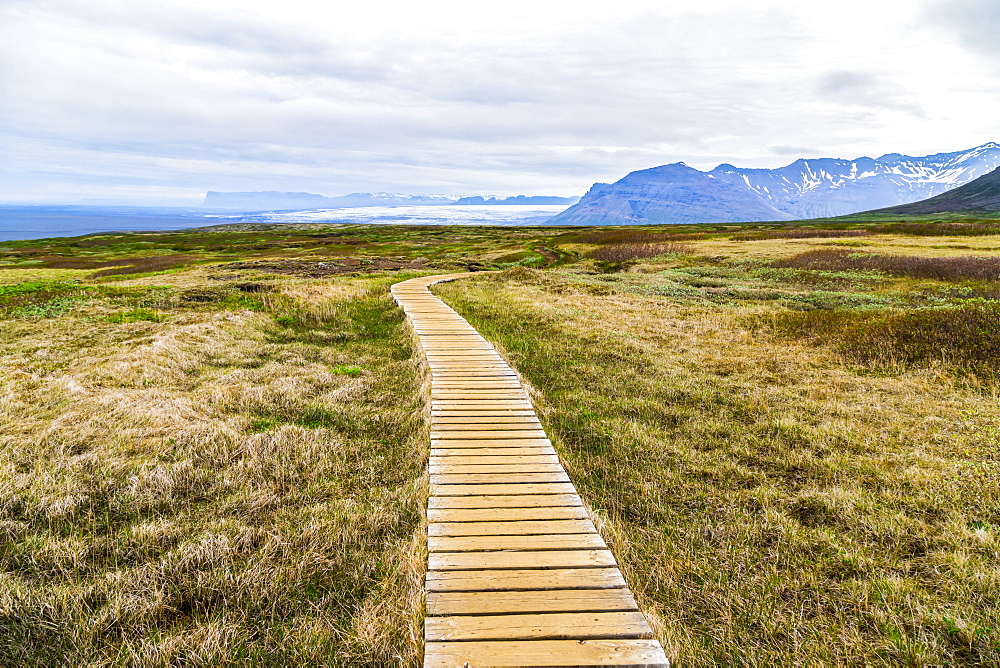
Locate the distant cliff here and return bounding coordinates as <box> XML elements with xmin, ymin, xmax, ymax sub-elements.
<box><xmin>203</xmin><ymin>191</ymin><xmax>577</xmax><ymax>211</ymax></box>
<box><xmin>454</xmin><ymin>195</ymin><xmax>579</xmax><ymax>206</ymax></box>
<box><xmin>550</xmin><ymin>143</ymin><xmax>1000</xmax><ymax>225</ymax></box>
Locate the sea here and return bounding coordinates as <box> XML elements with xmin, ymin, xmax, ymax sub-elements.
<box><xmin>0</xmin><ymin>204</ymin><xmax>571</xmax><ymax>243</ymax></box>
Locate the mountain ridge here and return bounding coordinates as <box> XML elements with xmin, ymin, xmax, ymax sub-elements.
<box><xmin>550</xmin><ymin>143</ymin><xmax>1000</xmax><ymax>225</ymax></box>
<box><xmin>860</xmin><ymin>166</ymin><xmax>1000</xmax><ymax>216</ymax></box>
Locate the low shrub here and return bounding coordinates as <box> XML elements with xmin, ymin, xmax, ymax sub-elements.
<box><xmin>773</xmin><ymin>249</ymin><xmax>1000</xmax><ymax>282</ymax></box>
<box><xmin>876</xmin><ymin>221</ymin><xmax>1000</xmax><ymax>237</ymax></box>
<box><xmin>731</xmin><ymin>229</ymin><xmax>872</xmax><ymax>241</ymax></box>
<box><xmin>588</xmin><ymin>242</ymin><xmax>689</xmax><ymax>262</ymax></box>
<box><xmin>572</xmin><ymin>230</ymin><xmax>706</xmax><ymax>244</ymax></box>
<box><xmin>40</xmin><ymin>254</ymin><xmax>195</xmax><ymax>277</ymax></box>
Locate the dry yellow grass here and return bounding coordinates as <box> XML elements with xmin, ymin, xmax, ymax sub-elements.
<box><xmin>0</xmin><ymin>270</ymin><xmax>429</xmax><ymax>665</ymax></box>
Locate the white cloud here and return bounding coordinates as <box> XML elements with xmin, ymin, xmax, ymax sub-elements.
<box><xmin>0</xmin><ymin>0</ymin><xmax>998</xmax><ymax>203</ymax></box>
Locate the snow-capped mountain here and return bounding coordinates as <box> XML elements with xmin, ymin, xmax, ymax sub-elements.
<box><xmin>550</xmin><ymin>143</ymin><xmax>1000</xmax><ymax>225</ymax></box>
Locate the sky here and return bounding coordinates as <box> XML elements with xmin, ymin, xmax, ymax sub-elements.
<box><xmin>1</xmin><ymin>0</ymin><xmax>999</xmax><ymax>205</ymax></box>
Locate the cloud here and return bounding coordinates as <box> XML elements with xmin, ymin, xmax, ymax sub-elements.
<box><xmin>0</xmin><ymin>0</ymin><xmax>997</xmax><ymax>204</ymax></box>
<box><xmin>814</xmin><ymin>70</ymin><xmax>925</xmax><ymax>117</ymax></box>
<box><xmin>769</xmin><ymin>145</ymin><xmax>820</xmax><ymax>157</ymax></box>
<box><xmin>926</xmin><ymin>0</ymin><xmax>1000</xmax><ymax>62</ymax></box>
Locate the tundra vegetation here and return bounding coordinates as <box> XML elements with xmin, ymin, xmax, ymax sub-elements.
<box><xmin>1</xmin><ymin>219</ymin><xmax>999</xmax><ymax>665</ymax></box>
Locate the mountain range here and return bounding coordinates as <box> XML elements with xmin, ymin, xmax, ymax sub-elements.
<box><xmin>550</xmin><ymin>143</ymin><xmax>1000</xmax><ymax>225</ymax></box>
<box><xmin>202</xmin><ymin>191</ymin><xmax>577</xmax><ymax>211</ymax></box>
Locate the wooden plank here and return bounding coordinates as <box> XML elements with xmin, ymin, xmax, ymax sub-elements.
<box><xmin>431</xmin><ymin>394</ymin><xmax>530</xmax><ymax>401</ymax></box>
<box><xmin>431</xmin><ymin>483</ymin><xmax>577</xmax><ymax>497</ymax></box>
<box><xmin>425</xmin><ymin>567</ymin><xmax>627</xmax><ymax>592</ymax></box>
<box><xmin>431</xmin><ymin>410</ymin><xmax>537</xmax><ymax>418</ymax></box>
<box><xmin>428</xmin><ymin>519</ymin><xmax>596</xmax><ymax>537</ymax></box>
<box><xmin>432</xmin><ymin>381</ymin><xmax>523</xmax><ymax>387</ymax></box>
<box><xmin>432</xmin><ymin>404</ymin><xmax>535</xmax><ymax>412</ymax></box>
<box><xmin>432</xmin><ymin>387</ymin><xmax>524</xmax><ymax>393</ymax></box>
<box><xmin>431</xmin><ymin>438</ymin><xmax>551</xmax><ymax>448</ymax></box>
<box><xmin>430</xmin><ymin>374</ymin><xmax>517</xmax><ymax>379</ymax></box>
<box><xmin>428</xmin><ymin>506</ymin><xmax>589</xmax><ymax>522</ymax></box>
<box><xmin>423</xmin><ymin>342</ymin><xmax>489</xmax><ymax>347</ymax></box>
<box><xmin>432</xmin><ymin>383</ymin><xmax>528</xmax><ymax>388</ymax></box>
<box><xmin>430</xmin><ymin>429</ymin><xmax>546</xmax><ymax>439</ymax></box>
<box><xmin>425</xmin><ymin>352</ymin><xmax>503</xmax><ymax>357</ymax></box>
<box><xmin>423</xmin><ymin>639</ymin><xmax>669</xmax><ymax>667</ymax></box>
<box><xmin>428</xmin><ymin>549</ymin><xmax>616</xmax><ymax>571</ymax></box>
<box><xmin>427</xmin><ymin>359</ymin><xmax>510</xmax><ymax>363</ymax></box>
<box><xmin>428</xmin><ymin>463</ymin><xmax>565</xmax><ymax>474</ymax></box>
<box><xmin>428</xmin><ymin>533</ymin><xmax>607</xmax><ymax>553</ymax></box>
<box><xmin>429</xmin><ymin>372</ymin><xmax>519</xmax><ymax>378</ymax></box>
<box><xmin>427</xmin><ymin>363</ymin><xmax>515</xmax><ymax>367</ymax></box>
<box><xmin>425</xmin><ymin>611</ymin><xmax>652</xmax><ymax>641</ymax></box>
<box><xmin>424</xmin><ymin>350</ymin><xmax>498</xmax><ymax>355</ymax></box>
<box><xmin>428</xmin><ymin>494</ymin><xmax>583</xmax><ymax>510</ymax></box>
<box><xmin>432</xmin><ymin>416</ymin><xmax>539</xmax><ymax>424</ymax></box>
<box><xmin>430</xmin><ymin>454</ymin><xmax>558</xmax><ymax>462</ymax></box>
<box><xmin>426</xmin><ymin>589</ymin><xmax>638</xmax><ymax>616</ymax></box>
<box><xmin>431</xmin><ymin>472</ymin><xmax>571</xmax><ymax>485</ymax></box>
<box><xmin>431</xmin><ymin>423</ymin><xmax>544</xmax><ymax>431</ymax></box>
<box><xmin>426</xmin><ymin>359</ymin><xmax>508</xmax><ymax>364</ymax></box>
<box><xmin>431</xmin><ymin>399</ymin><xmax>533</xmax><ymax>406</ymax></box>
<box><xmin>430</xmin><ymin>447</ymin><xmax>557</xmax><ymax>457</ymax></box>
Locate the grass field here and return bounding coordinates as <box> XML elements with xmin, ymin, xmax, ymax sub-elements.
<box><xmin>2</xmin><ymin>220</ymin><xmax>999</xmax><ymax>664</ymax></box>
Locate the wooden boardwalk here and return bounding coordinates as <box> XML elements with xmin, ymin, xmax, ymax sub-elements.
<box><xmin>392</xmin><ymin>274</ymin><xmax>669</xmax><ymax>668</ymax></box>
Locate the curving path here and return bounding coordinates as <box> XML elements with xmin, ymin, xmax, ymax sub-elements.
<box><xmin>391</xmin><ymin>274</ymin><xmax>669</xmax><ymax>668</ymax></box>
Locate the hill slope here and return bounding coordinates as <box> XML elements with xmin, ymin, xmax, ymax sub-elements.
<box><xmin>861</xmin><ymin>166</ymin><xmax>1000</xmax><ymax>215</ymax></box>
<box><xmin>551</xmin><ymin>142</ymin><xmax>1000</xmax><ymax>225</ymax></box>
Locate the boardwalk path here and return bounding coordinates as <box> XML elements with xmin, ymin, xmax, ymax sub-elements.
<box><xmin>391</xmin><ymin>274</ymin><xmax>669</xmax><ymax>668</ymax></box>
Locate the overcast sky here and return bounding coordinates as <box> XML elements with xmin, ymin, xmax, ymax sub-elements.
<box><xmin>1</xmin><ymin>0</ymin><xmax>998</xmax><ymax>204</ymax></box>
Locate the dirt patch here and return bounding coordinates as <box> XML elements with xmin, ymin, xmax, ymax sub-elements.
<box><xmin>217</xmin><ymin>257</ymin><xmax>423</xmax><ymax>277</ymax></box>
